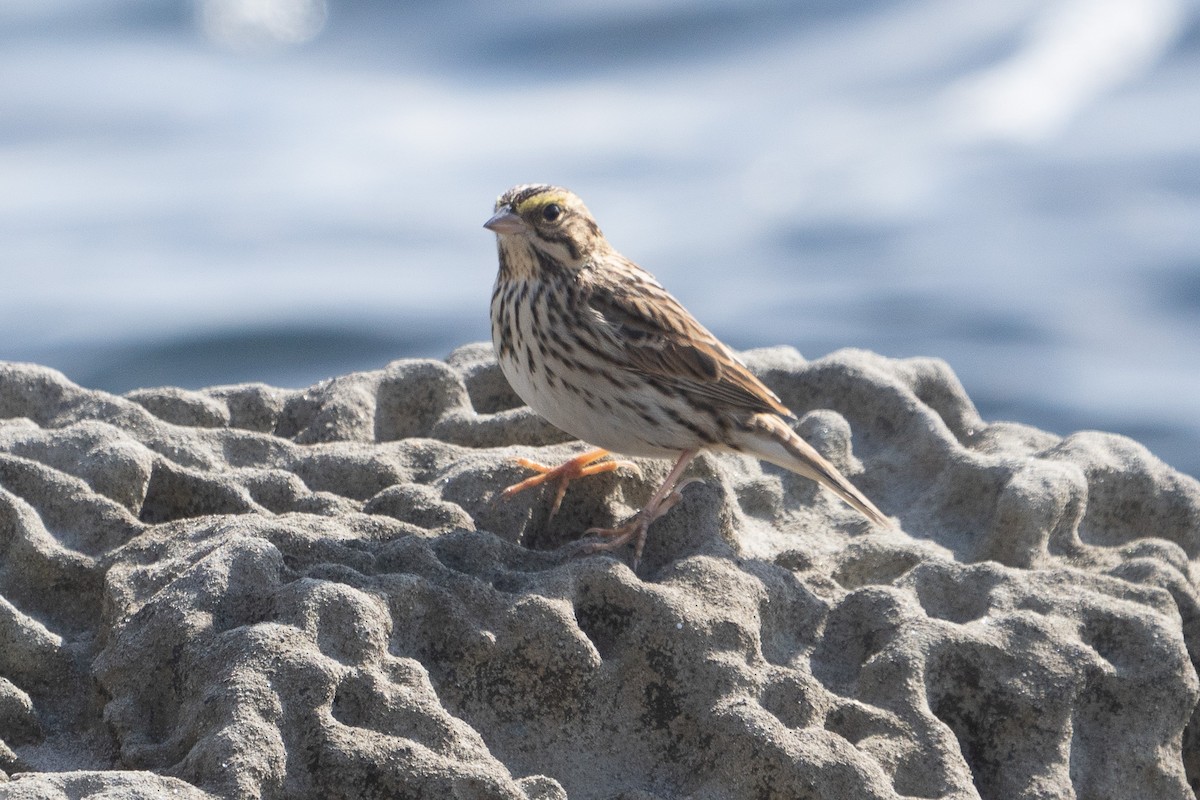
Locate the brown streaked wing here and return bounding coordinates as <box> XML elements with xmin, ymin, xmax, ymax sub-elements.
<box><xmin>585</xmin><ymin>264</ymin><xmax>794</xmax><ymax>418</ymax></box>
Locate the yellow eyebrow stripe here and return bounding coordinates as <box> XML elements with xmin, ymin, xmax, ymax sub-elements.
<box><xmin>514</xmin><ymin>192</ymin><xmax>570</xmax><ymax>215</ymax></box>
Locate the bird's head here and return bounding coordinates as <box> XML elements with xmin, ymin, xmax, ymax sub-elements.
<box><xmin>484</xmin><ymin>184</ymin><xmax>606</xmax><ymax>273</ymax></box>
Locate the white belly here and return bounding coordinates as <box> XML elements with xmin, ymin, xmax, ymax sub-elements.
<box><xmin>497</xmin><ymin>346</ymin><xmax>684</xmax><ymax>458</ymax></box>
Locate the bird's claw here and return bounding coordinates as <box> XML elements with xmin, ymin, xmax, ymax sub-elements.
<box><xmin>579</xmin><ymin>477</ymin><xmax>703</xmax><ymax>571</ymax></box>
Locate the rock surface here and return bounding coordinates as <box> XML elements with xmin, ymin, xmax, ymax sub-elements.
<box><xmin>1</xmin><ymin>343</ymin><xmax>1198</xmax><ymax>799</ymax></box>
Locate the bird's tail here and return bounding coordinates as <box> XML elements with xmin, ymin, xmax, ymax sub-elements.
<box><xmin>743</xmin><ymin>413</ymin><xmax>889</xmax><ymax>526</ymax></box>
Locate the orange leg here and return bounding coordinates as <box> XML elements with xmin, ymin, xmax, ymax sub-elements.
<box><xmin>497</xmin><ymin>448</ymin><xmax>640</xmax><ymax>520</ymax></box>
<box><xmin>579</xmin><ymin>449</ymin><xmax>700</xmax><ymax>571</ymax></box>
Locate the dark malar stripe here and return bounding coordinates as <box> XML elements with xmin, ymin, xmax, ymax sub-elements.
<box><xmin>534</xmin><ymin>228</ymin><xmax>582</xmax><ymax>262</ymax></box>
<box><xmin>535</xmin><ymin>248</ymin><xmax>563</xmax><ymax>277</ymax></box>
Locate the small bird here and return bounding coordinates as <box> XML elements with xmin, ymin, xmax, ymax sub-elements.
<box><xmin>485</xmin><ymin>184</ymin><xmax>888</xmax><ymax>569</ymax></box>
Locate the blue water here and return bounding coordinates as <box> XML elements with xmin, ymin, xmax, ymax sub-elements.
<box><xmin>2</xmin><ymin>0</ymin><xmax>1198</xmax><ymax>478</ymax></box>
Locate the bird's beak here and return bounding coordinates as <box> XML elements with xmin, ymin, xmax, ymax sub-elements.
<box><xmin>483</xmin><ymin>206</ymin><xmax>527</xmax><ymax>235</ymax></box>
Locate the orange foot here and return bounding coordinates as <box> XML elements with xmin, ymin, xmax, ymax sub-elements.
<box><xmin>577</xmin><ymin>450</ymin><xmax>702</xmax><ymax>572</ymax></box>
<box><xmin>497</xmin><ymin>448</ymin><xmax>640</xmax><ymax>521</ymax></box>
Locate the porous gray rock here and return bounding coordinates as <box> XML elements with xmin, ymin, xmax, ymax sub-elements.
<box><xmin>0</xmin><ymin>347</ymin><xmax>1198</xmax><ymax>799</ymax></box>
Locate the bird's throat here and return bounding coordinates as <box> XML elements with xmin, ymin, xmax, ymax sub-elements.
<box><xmin>497</xmin><ymin>237</ymin><xmax>543</xmax><ymax>281</ymax></box>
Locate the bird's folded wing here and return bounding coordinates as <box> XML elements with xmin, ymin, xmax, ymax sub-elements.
<box><xmin>586</xmin><ymin>275</ymin><xmax>793</xmax><ymax>418</ymax></box>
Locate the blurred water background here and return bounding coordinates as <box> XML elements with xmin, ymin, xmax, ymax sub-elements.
<box><xmin>2</xmin><ymin>0</ymin><xmax>1198</xmax><ymax>477</ymax></box>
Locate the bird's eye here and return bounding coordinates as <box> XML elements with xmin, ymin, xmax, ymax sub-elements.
<box><xmin>542</xmin><ymin>203</ymin><xmax>562</xmax><ymax>222</ymax></box>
